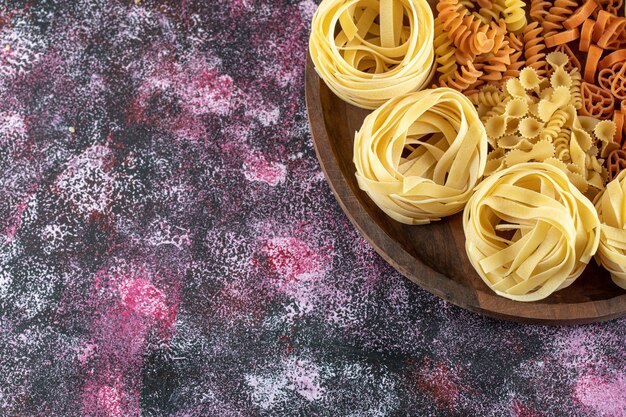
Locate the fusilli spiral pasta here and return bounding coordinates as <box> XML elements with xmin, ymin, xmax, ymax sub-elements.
<box><xmin>434</xmin><ymin>17</ymin><xmax>458</xmax><ymax>81</ymax></box>
<box><xmin>480</xmin><ymin>44</ymin><xmax>513</xmax><ymax>82</ymax></box>
<box><xmin>441</xmin><ymin>62</ymin><xmax>484</xmax><ymax>91</ymax></box>
<box><xmin>504</xmin><ymin>33</ymin><xmax>526</xmax><ymax>79</ymax></box>
<box><xmin>480</xmin><ymin>0</ymin><xmax>506</xmax><ymax>22</ymax></box>
<box><xmin>524</xmin><ymin>22</ymin><xmax>548</xmax><ymax>77</ymax></box>
<box><xmin>530</xmin><ymin>0</ymin><xmax>551</xmax><ymax>22</ymax></box>
<box><xmin>503</xmin><ymin>0</ymin><xmax>527</xmax><ymax>33</ymax></box>
<box><xmin>542</xmin><ymin>108</ymin><xmax>570</xmax><ymax>140</ymax></box>
<box><xmin>543</xmin><ymin>0</ymin><xmax>578</xmax><ymax>36</ymax></box>
<box><xmin>469</xmin><ymin>87</ymin><xmax>506</xmax><ymax>107</ymax></box>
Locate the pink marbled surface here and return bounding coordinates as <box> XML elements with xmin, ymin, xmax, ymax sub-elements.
<box><xmin>0</xmin><ymin>1</ymin><xmax>625</xmax><ymax>416</ymax></box>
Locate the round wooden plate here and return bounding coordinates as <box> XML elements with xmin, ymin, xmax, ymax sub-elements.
<box><xmin>305</xmin><ymin>53</ymin><xmax>626</xmax><ymax>324</ymax></box>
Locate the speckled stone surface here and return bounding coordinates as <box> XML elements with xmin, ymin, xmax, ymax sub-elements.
<box><xmin>0</xmin><ymin>1</ymin><xmax>625</xmax><ymax>416</ymax></box>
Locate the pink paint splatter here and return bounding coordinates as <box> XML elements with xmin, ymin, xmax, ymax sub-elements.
<box><xmin>288</xmin><ymin>360</ymin><xmax>325</xmax><ymax>401</ymax></box>
<box><xmin>118</xmin><ymin>278</ymin><xmax>172</xmax><ymax>324</ymax></box>
<box><xmin>0</xmin><ymin>111</ymin><xmax>27</xmax><ymax>145</ymax></box>
<box><xmin>82</xmin><ymin>378</ymin><xmax>130</xmax><ymax>417</ymax></box>
<box><xmin>179</xmin><ymin>59</ymin><xmax>235</xmax><ymax>117</ymax></box>
<box><xmin>412</xmin><ymin>359</ymin><xmax>464</xmax><ymax>412</ymax></box>
<box><xmin>245</xmin><ymin>103</ymin><xmax>280</xmax><ymax>126</ymax></box>
<box><xmin>227</xmin><ymin>0</ymin><xmax>252</xmax><ymax>18</ymax></box>
<box><xmin>246</xmin><ymin>357</ymin><xmax>325</xmax><ymax>410</ymax></box>
<box><xmin>129</xmin><ymin>53</ymin><xmax>237</xmax><ymax>141</ymax></box>
<box><xmin>77</xmin><ymin>342</ymin><xmax>97</xmax><ymax>365</ymax></box>
<box><xmin>3</xmin><ymin>193</ymin><xmax>32</xmax><ymax>243</ymax></box>
<box><xmin>511</xmin><ymin>399</ymin><xmax>543</xmax><ymax>417</ymax></box>
<box><xmin>243</xmin><ymin>153</ymin><xmax>286</xmax><ymax>186</ymax></box>
<box><xmin>299</xmin><ymin>0</ymin><xmax>318</xmax><ymax>21</ymax></box>
<box><xmin>261</xmin><ymin>237</ymin><xmax>324</xmax><ymax>281</ymax></box>
<box><xmin>575</xmin><ymin>372</ymin><xmax>626</xmax><ymax>416</ymax></box>
<box><xmin>0</xmin><ymin>23</ymin><xmax>45</xmax><ymax>83</ymax></box>
<box><xmin>53</xmin><ymin>143</ymin><xmax>117</xmax><ymax>217</ymax></box>
<box><xmin>81</xmin><ymin>262</ymin><xmax>180</xmax><ymax>416</ymax></box>
<box><xmin>96</xmin><ymin>385</ymin><xmax>124</xmax><ymax>417</ymax></box>
<box><xmin>255</xmin><ymin>236</ymin><xmax>331</xmax><ymax>317</ymax></box>
<box><xmin>148</xmin><ymin>219</ymin><xmax>192</xmax><ymax>249</ymax></box>
<box><xmin>211</xmin><ymin>273</ymin><xmax>272</xmax><ymax>322</ymax></box>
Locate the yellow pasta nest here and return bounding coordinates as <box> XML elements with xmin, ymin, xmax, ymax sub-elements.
<box><xmin>309</xmin><ymin>0</ymin><xmax>435</xmax><ymax>109</ymax></box>
<box><xmin>353</xmin><ymin>88</ymin><xmax>488</xmax><ymax>224</ymax></box>
<box><xmin>463</xmin><ymin>162</ymin><xmax>600</xmax><ymax>301</ymax></box>
<box><xmin>595</xmin><ymin>170</ymin><xmax>626</xmax><ymax>290</ymax></box>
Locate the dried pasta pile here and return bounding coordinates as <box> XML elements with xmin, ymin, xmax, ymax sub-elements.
<box><xmin>433</xmin><ymin>0</ymin><xmax>527</xmax><ymax>92</ymax></box>
<box><xmin>433</xmin><ymin>0</ymin><xmax>626</xmax><ymax>177</ymax></box>
<box><xmin>309</xmin><ymin>0</ymin><xmax>626</xmax><ymax>302</ymax></box>
<box><xmin>527</xmin><ymin>0</ymin><xmax>626</xmax><ymax>180</ymax></box>
<box><xmin>474</xmin><ymin>52</ymin><xmax>614</xmax><ymax>201</ymax></box>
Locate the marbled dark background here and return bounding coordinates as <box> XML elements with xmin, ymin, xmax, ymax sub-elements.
<box><xmin>0</xmin><ymin>1</ymin><xmax>624</xmax><ymax>416</ymax></box>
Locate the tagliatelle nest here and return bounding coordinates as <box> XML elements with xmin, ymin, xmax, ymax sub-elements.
<box><xmin>595</xmin><ymin>169</ymin><xmax>626</xmax><ymax>289</ymax></box>
<box><xmin>463</xmin><ymin>162</ymin><xmax>600</xmax><ymax>301</ymax></box>
<box><xmin>309</xmin><ymin>0</ymin><xmax>435</xmax><ymax>109</ymax></box>
<box><xmin>353</xmin><ymin>88</ymin><xmax>488</xmax><ymax>224</ymax></box>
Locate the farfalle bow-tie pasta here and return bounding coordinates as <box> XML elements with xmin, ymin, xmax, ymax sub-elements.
<box><xmin>309</xmin><ymin>0</ymin><xmax>435</xmax><ymax>109</ymax></box>
<box><xmin>463</xmin><ymin>163</ymin><xmax>600</xmax><ymax>302</ymax></box>
<box><xmin>353</xmin><ymin>88</ymin><xmax>488</xmax><ymax>224</ymax></box>
<box><xmin>595</xmin><ymin>170</ymin><xmax>626</xmax><ymax>289</ymax></box>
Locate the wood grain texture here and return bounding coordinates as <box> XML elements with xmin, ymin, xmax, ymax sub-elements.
<box><xmin>305</xmin><ymin>52</ymin><xmax>626</xmax><ymax>325</ymax></box>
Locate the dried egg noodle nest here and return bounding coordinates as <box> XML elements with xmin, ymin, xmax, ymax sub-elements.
<box><xmin>463</xmin><ymin>163</ymin><xmax>600</xmax><ymax>302</ymax></box>
<box><xmin>354</xmin><ymin>88</ymin><xmax>488</xmax><ymax>224</ymax></box>
<box><xmin>309</xmin><ymin>0</ymin><xmax>435</xmax><ymax>109</ymax></box>
<box><xmin>595</xmin><ymin>170</ymin><xmax>626</xmax><ymax>290</ymax></box>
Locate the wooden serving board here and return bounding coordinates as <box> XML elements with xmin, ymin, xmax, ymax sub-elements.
<box><xmin>305</xmin><ymin>52</ymin><xmax>626</xmax><ymax>324</ymax></box>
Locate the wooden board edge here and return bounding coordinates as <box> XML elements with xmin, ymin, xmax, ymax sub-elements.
<box><xmin>304</xmin><ymin>51</ymin><xmax>626</xmax><ymax>325</ymax></box>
